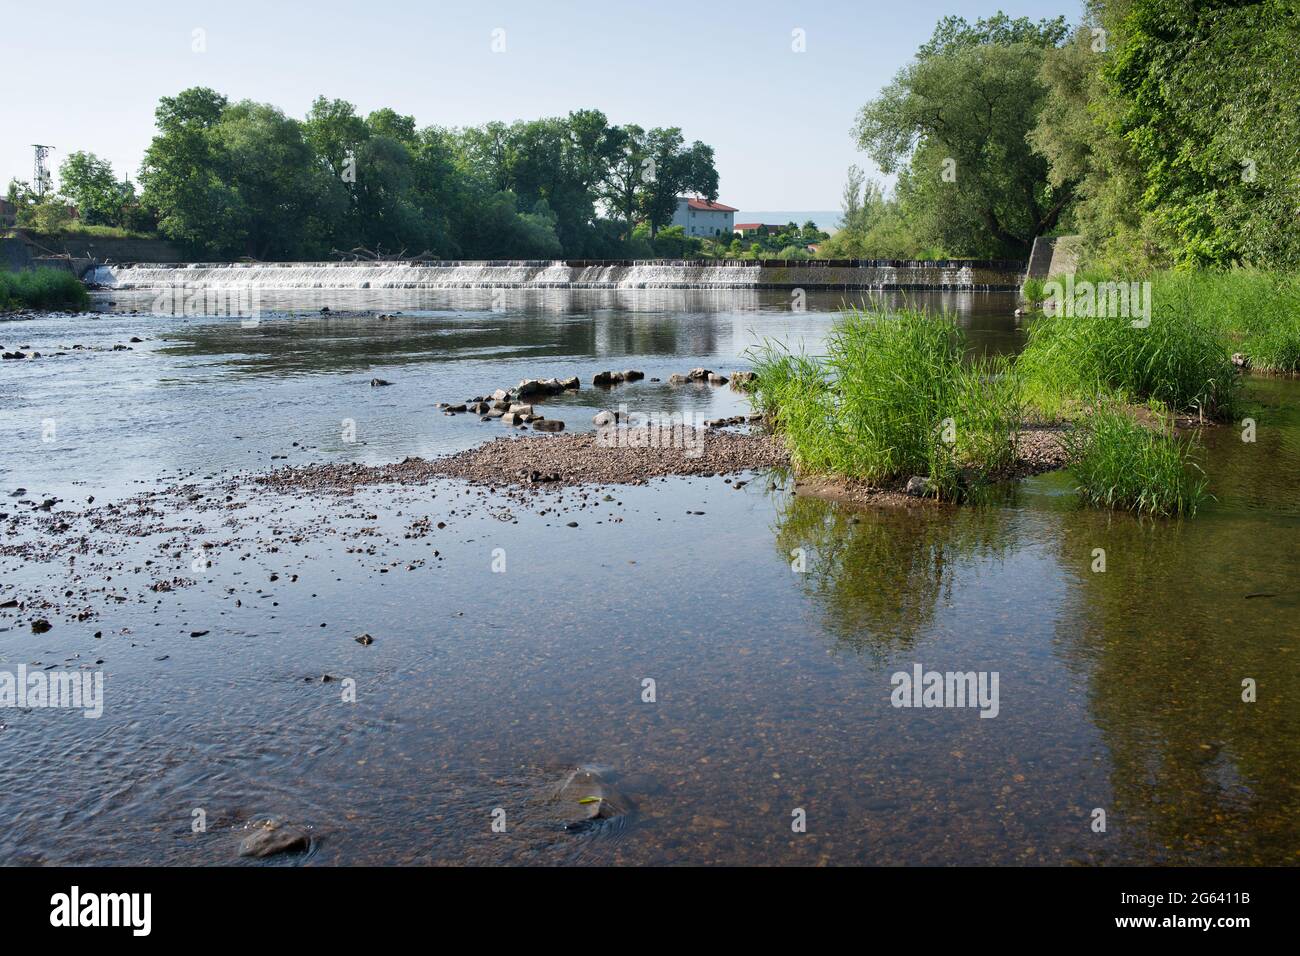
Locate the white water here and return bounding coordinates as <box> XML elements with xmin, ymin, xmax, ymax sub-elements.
<box><xmin>87</xmin><ymin>259</ymin><xmax>1012</xmax><ymax>291</ymax></box>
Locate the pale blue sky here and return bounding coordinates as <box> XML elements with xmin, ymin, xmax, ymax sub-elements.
<box><xmin>3</xmin><ymin>0</ymin><xmax>1080</xmax><ymax>210</ymax></box>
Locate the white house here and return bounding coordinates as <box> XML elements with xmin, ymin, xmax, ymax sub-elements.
<box><xmin>670</xmin><ymin>197</ymin><xmax>737</xmax><ymax>238</ymax></box>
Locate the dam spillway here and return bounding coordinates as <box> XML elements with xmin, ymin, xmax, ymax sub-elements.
<box><xmin>86</xmin><ymin>259</ymin><xmax>1026</xmax><ymax>292</ymax></box>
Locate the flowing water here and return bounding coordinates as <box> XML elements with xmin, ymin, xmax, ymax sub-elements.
<box><xmin>0</xmin><ymin>288</ymin><xmax>1296</xmax><ymax>866</ymax></box>
<box><xmin>86</xmin><ymin>259</ymin><xmax>1023</xmax><ymax>291</ymax></box>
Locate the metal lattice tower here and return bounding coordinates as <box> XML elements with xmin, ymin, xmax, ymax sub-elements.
<box><xmin>32</xmin><ymin>145</ymin><xmax>53</xmax><ymax>197</ymax></box>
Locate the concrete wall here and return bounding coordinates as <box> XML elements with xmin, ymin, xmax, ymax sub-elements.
<box><xmin>1023</xmin><ymin>235</ymin><xmax>1084</xmax><ymax>285</ymax></box>
<box><xmin>0</xmin><ymin>237</ymin><xmax>34</xmax><ymax>272</ymax></box>
<box><xmin>22</xmin><ymin>233</ymin><xmax>187</xmax><ymax>263</ymax></box>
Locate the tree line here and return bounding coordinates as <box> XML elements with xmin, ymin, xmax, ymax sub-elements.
<box><xmin>7</xmin><ymin>88</ymin><xmax>720</xmax><ymax>261</ymax></box>
<box><xmin>823</xmin><ymin>0</ymin><xmax>1298</xmax><ymax>270</ymax></box>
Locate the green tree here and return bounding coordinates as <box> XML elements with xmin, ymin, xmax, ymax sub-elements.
<box><xmin>854</xmin><ymin>13</ymin><xmax>1071</xmax><ymax>257</ymax></box>
<box><xmin>58</xmin><ymin>152</ymin><xmax>134</xmax><ymax>226</ymax></box>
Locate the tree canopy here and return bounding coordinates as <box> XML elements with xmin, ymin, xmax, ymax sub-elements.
<box><xmin>131</xmin><ymin>89</ymin><xmax>721</xmax><ymax>260</ymax></box>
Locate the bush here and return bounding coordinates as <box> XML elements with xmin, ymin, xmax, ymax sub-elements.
<box><xmin>749</xmin><ymin>309</ymin><xmax>1022</xmax><ymax>498</ymax></box>
<box><xmin>0</xmin><ymin>268</ymin><xmax>91</xmax><ymax>312</ymax></box>
<box><xmin>1060</xmin><ymin>406</ymin><xmax>1209</xmax><ymax>517</ymax></box>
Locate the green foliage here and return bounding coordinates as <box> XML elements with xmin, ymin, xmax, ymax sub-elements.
<box><xmin>854</xmin><ymin>13</ymin><xmax>1072</xmax><ymax>258</ymax></box>
<box><xmin>1147</xmin><ymin>269</ymin><xmax>1300</xmax><ymax>375</ymax></box>
<box><xmin>1021</xmin><ymin>277</ymin><xmax>1047</xmax><ymax>305</ymax></box>
<box><xmin>1030</xmin><ymin>1</ymin><xmax>1300</xmax><ymax>270</ymax></box>
<box><xmin>1061</xmin><ymin>406</ymin><xmax>1209</xmax><ymax>516</ymax></box>
<box><xmin>0</xmin><ymin>268</ymin><xmax>90</xmax><ymax>312</ymax></box>
<box><xmin>1018</xmin><ymin>280</ymin><xmax>1239</xmax><ymax>420</ymax></box>
<box><xmin>57</xmin><ymin>152</ymin><xmax>131</xmax><ymax>227</ymax></box>
<box><xmin>137</xmin><ymin>86</ymin><xmax>719</xmax><ymax>260</ymax></box>
<box><xmin>749</xmin><ymin>310</ymin><xmax>1023</xmax><ymax>498</ymax></box>
<box><xmin>648</xmin><ymin>225</ymin><xmax>702</xmax><ymax>259</ymax></box>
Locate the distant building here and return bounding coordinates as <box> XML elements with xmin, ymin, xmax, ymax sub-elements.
<box><xmin>0</xmin><ymin>199</ymin><xmax>16</xmax><ymax>227</ymax></box>
<box><xmin>733</xmin><ymin>223</ymin><xmax>788</xmax><ymax>237</ymax></box>
<box><xmin>671</xmin><ymin>197</ymin><xmax>737</xmax><ymax>238</ymax></box>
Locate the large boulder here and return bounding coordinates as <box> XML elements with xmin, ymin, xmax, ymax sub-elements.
<box><xmin>532</xmin><ymin>418</ymin><xmax>565</xmax><ymax>432</ymax></box>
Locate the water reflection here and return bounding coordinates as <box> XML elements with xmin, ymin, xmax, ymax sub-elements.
<box><xmin>1044</xmin><ymin>501</ymin><xmax>1300</xmax><ymax>864</ymax></box>
<box><xmin>772</xmin><ymin>491</ymin><xmax>1020</xmax><ymax>658</ymax></box>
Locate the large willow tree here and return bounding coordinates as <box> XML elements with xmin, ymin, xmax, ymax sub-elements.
<box><xmin>853</xmin><ymin>13</ymin><xmax>1071</xmax><ymax>259</ymax></box>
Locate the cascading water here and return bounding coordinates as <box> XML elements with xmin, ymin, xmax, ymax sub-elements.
<box><xmin>86</xmin><ymin>259</ymin><xmax>1025</xmax><ymax>291</ymax></box>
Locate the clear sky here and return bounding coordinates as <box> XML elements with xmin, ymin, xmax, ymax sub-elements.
<box><xmin>2</xmin><ymin>0</ymin><xmax>1081</xmax><ymax>210</ymax></box>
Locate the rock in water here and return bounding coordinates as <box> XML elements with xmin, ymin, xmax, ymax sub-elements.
<box><xmin>238</xmin><ymin>822</ymin><xmax>311</xmax><ymax>858</ymax></box>
<box><xmin>905</xmin><ymin>476</ymin><xmax>932</xmax><ymax>498</ymax></box>
<box><xmin>531</xmin><ymin>419</ymin><xmax>565</xmax><ymax>432</ymax></box>
<box><xmin>553</xmin><ymin>765</ymin><xmax>628</xmax><ymax>830</ymax></box>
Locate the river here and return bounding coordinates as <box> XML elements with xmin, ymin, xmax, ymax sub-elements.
<box><xmin>0</xmin><ymin>288</ymin><xmax>1296</xmax><ymax>865</ymax></box>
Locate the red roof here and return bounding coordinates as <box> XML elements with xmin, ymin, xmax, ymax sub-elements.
<box><xmin>686</xmin><ymin>198</ymin><xmax>737</xmax><ymax>212</ymax></box>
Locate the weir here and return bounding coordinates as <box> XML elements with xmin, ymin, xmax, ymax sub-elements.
<box><xmin>86</xmin><ymin>258</ymin><xmax>1026</xmax><ymax>291</ymax></box>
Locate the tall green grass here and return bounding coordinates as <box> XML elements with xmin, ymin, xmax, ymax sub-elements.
<box><xmin>1021</xmin><ymin>276</ymin><xmax>1047</xmax><ymax>306</ymax></box>
<box><xmin>1060</xmin><ymin>407</ymin><xmax>1209</xmax><ymax>517</ymax></box>
<box><xmin>0</xmin><ymin>268</ymin><xmax>90</xmax><ymax>312</ymax></box>
<box><xmin>1018</xmin><ymin>289</ymin><xmax>1239</xmax><ymax>420</ymax></box>
<box><xmin>749</xmin><ymin>309</ymin><xmax>1022</xmax><ymax>499</ymax></box>
<box><xmin>1149</xmin><ymin>269</ymin><xmax>1300</xmax><ymax>374</ymax></box>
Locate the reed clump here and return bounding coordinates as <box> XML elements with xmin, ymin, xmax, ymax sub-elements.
<box><xmin>749</xmin><ymin>309</ymin><xmax>1022</xmax><ymax>500</ymax></box>
<box><xmin>0</xmin><ymin>268</ymin><xmax>90</xmax><ymax>312</ymax></box>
